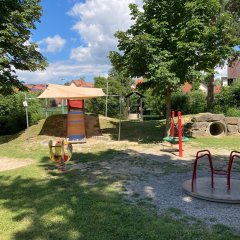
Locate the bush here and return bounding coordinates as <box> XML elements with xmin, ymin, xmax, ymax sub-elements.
<box><xmin>213</xmin><ymin>79</ymin><xmax>240</xmax><ymax>115</ymax></box>
<box><xmin>143</xmin><ymin>89</ymin><xmax>165</xmax><ymax>117</ymax></box>
<box><xmin>171</xmin><ymin>90</ymin><xmax>207</xmax><ymax>115</ymax></box>
<box><xmin>0</xmin><ymin>92</ymin><xmax>44</xmax><ymax>135</ymax></box>
<box><xmin>143</xmin><ymin>89</ymin><xmax>207</xmax><ymax>118</ymax></box>
<box><xmin>171</xmin><ymin>92</ymin><xmax>189</xmax><ymax>114</ymax></box>
<box><xmin>226</xmin><ymin>108</ymin><xmax>240</xmax><ymax>117</ymax></box>
<box><xmin>187</xmin><ymin>90</ymin><xmax>207</xmax><ymax>114</ymax></box>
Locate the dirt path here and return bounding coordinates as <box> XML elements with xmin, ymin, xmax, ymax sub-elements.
<box><xmin>0</xmin><ymin>157</ymin><xmax>33</xmax><ymax>171</ymax></box>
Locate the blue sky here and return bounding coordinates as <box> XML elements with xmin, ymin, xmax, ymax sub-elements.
<box><xmin>33</xmin><ymin>0</ymin><xmax>81</xmax><ymax>62</ymax></box>
<box><xmin>17</xmin><ymin>0</ymin><xmax>236</xmax><ymax>84</ymax></box>
<box><xmin>17</xmin><ymin>0</ymin><xmax>143</xmax><ymax>85</ymax></box>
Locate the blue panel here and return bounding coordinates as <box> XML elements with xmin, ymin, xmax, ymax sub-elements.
<box><xmin>69</xmin><ymin>111</ymin><xmax>84</xmax><ymax>115</ymax></box>
<box><xmin>68</xmin><ymin>135</ymin><xmax>85</xmax><ymax>141</ymax></box>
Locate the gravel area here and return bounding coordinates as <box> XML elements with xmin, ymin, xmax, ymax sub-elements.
<box><xmin>124</xmin><ymin>171</ymin><xmax>240</xmax><ymax>230</ymax></box>
<box><xmin>73</xmin><ymin>142</ymin><xmax>240</xmax><ymax>230</ymax></box>
<box><xmin>103</xmin><ymin>144</ymin><xmax>240</xmax><ymax>231</ymax></box>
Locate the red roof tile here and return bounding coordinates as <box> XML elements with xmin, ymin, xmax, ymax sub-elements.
<box><xmin>136</xmin><ymin>79</ymin><xmax>143</xmax><ymax>86</ymax></box>
<box><xmin>182</xmin><ymin>82</ymin><xmax>192</xmax><ymax>93</ymax></box>
<box><xmin>71</xmin><ymin>79</ymin><xmax>93</xmax><ymax>88</ymax></box>
<box><xmin>214</xmin><ymin>85</ymin><xmax>221</xmax><ymax>94</ymax></box>
<box><xmin>228</xmin><ymin>59</ymin><xmax>240</xmax><ymax>79</ymax></box>
<box><xmin>34</xmin><ymin>85</ymin><xmax>45</xmax><ymax>90</ymax></box>
<box><xmin>25</xmin><ymin>84</ymin><xmax>45</xmax><ymax>92</ymax></box>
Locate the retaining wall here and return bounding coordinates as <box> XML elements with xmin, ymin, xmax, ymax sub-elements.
<box><xmin>187</xmin><ymin>113</ymin><xmax>240</xmax><ymax>137</ymax></box>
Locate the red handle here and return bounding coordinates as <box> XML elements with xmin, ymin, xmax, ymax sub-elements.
<box><xmin>196</xmin><ymin>150</ymin><xmax>211</xmax><ymax>159</ymax></box>
<box><xmin>230</xmin><ymin>151</ymin><xmax>240</xmax><ymax>160</ymax></box>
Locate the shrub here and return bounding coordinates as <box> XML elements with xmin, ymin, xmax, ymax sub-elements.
<box><xmin>187</xmin><ymin>90</ymin><xmax>207</xmax><ymax>114</ymax></box>
<box><xmin>213</xmin><ymin>79</ymin><xmax>240</xmax><ymax>115</ymax></box>
<box><xmin>226</xmin><ymin>108</ymin><xmax>240</xmax><ymax>117</ymax></box>
<box><xmin>171</xmin><ymin>92</ymin><xmax>189</xmax><ymax>114</ymax></box>
<box><xmin>85</xmin><ymin>75</ymin><xmax>132</xmax><ymax>118</ymax></box>
<box><xmin>171</xmin><ymin>90</ymin><xmax>207</xmax><ymax>115</ymax></box>
<box><xmin>0</xmin><ymin>92</ymin><xmax>44</xmax><ymax>135</ymax></box>
<box><xmin>143</xmin><ymin>89</ymin><xmax>165</xmax><ymax>117</ymax></box>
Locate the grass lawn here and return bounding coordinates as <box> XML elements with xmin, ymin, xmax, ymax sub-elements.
<box><xmin>0</xmin><ymin>117</ymin><xmax>240</xmax><ymax>239</ymax></box>
<box><xmin>191</xmin><ymin>137</ymin><xmax>240</xmax><ymax>150</ymax></box>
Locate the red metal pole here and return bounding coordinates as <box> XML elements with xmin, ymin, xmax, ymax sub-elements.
<box><xmin>171</xmin><ymin>111</ymin><xmax>175</xmax><ymax>138</ymax></box>
<box><xmin>178</xmin><ymin>111</ymin><xmax>183</xmax><ymax>157</ymax></box>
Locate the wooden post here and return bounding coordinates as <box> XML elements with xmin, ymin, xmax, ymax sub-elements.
<box><xmin>171</xmin><ymin>111</ymin><xmax>175</xmax><ymax>138</ymax></box>
<box><xmin>127</xmin><ymin>98</ymin><xmax>129</xmax><ymax>119</ymax></box>
<box><xmin>105</xmin><ymin>81</ymin><xmax>109</xmax><ymax>117</ymax></box>
<box><xmin>178</xmin><ymin>111</ymin><xmax>183</xmax><ymax>157</ymax></box>
<box><xmin>24</xmin><ymin>93</ymin><xmax>30</xmax><ymax>144</ymax></box>
<box><xmin>140</xmin><ymin>97</ymin><xmax>143</xmax><ymax>121</ymax></box>
<box><xmin>118</xmin><ymin>96</ymin><xmax>123</xmax><ymax>141</ymax></box>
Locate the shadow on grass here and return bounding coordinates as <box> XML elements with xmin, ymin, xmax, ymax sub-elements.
<box><xmin>102</xmin><ymin>119</ymin><xmax>196</xmax><ymax>144</ymax></box>
<box><xmin>1</xmin><ymin>149</ymin><xmax>240</xmax><ymax>239</ymax></box>
<box><xmin>0</xmin><ymin>132</ymin><xmax>22</xmax><ymax>144</ymax></box>
<box><xmin>102</xmin><ymin>120</ymin><xmax>166</xmax><ymax>143</ymax></box>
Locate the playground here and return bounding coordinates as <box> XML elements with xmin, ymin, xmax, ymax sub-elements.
<box><xmin>1</xmin><ymin>114</ymin><xmax>240</xmax><ymax>239</ymax></box>
<box><xmin>1</xmin><ymin>0</ymin><xmax>240</xmax><ymax>238</ymax></box>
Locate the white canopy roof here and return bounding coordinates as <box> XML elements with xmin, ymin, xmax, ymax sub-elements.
<box><xmin>38</xmin><ymin>84</ymin><xmax>105</xmax><ymax>99</ymax></box>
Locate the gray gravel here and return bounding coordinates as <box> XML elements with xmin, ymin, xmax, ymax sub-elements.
<box><xmin>74</xmin><ymin>142</ymin><xmax>240</xmax><ymax>231</ymax></box>
<box><xmin>124</xmin><ymin>171</ymin><xmax>240</xmax><ymax>230</ymax></box>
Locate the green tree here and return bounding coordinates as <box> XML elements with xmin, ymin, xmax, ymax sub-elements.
<box><xmin>225</xmin><ymin>0</ymin><xmax>240</xmax><ymax>18</ymax></box>
<box><xmin>0</xmin><ymin>92</ymin><xmax>44</xmax><ymax>135</ymax></box>
<box><xmin>110</xmin><ymin>0</ymin><xmax>239</xmax><ymax>134</ymax></box>
<box><xmin>214</xmin><ymin>78</ymin><xmax>240</xmax><ymax>114</ymax></box>
<box><xmin>0</xmin><ymin>0</ymin><xmax>47</xmax><ymax>95</ymax></box>
<box><xmin>195</xmin><ymin>0</ymin><xmax>240</xmax><ymax>109</ymax></box>
<box><xmin>85</xmin><ymin>69</ymin><xmax>133</xmax><ymax>118</ymax></box>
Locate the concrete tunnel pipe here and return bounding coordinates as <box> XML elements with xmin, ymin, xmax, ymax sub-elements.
<box><xmin>208</xmin><ymin>121</ymin><xmax>226</xmax><ymax>136</ymax></box>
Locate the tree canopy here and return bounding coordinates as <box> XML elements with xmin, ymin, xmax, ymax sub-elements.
<box><xmin>0</xmin><ymin>0</ymin><xmax>47</xmax><ymax>95</ymax></box>
<box><xmin>85</xmin><ymin>69</ymin><xmax>133</xmax><ymax>118</ymax></box>
<box><xmin>110</xmin><ymin>0</ymin><xmax>240</xmax><ymax>132</ymax></box>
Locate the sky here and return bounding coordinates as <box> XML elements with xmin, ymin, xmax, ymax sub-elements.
<box><xmin>17</xmin><ymin>0</ymin><xmax>143</xmax><ymax>85</ymax></box>
<box><xmin>16</xmin><ymin>0</ymin><xmax>232</xmax><ymax>85</ymax></box>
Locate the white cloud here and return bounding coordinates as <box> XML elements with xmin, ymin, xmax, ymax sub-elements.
<box><xmin>70</xmin><ymin>46</ymin><xmax>92</xmax><ymax>61</ymax></box>
<box><xmin>68</xmin><ymin>0</ymin><xmax>143</xmax><ymax>64</ymax></box>
<box><xmin>38</xmin><ymin>35</ymin><xmax>66</xmax><ymax>53</ymax></box>
<box><xmin>16</xmin><ymin>61</ymin><xmax>110</xmax><ymax>84</ymax></box>
<box><xmin>16</xmin><ymin>1</ymin><xmax>143</xmax><ymax>84</ymax></box>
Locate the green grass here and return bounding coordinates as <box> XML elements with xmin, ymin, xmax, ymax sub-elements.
<box><xmin>0</xmin><ymin>117</ymin><xmax>240</xmax><ymax>239</ymax></box>
<box><xmin>1</xmin><ymin>163</ymin><xmax>239</xmax><ymax>239</ymax></box>
<box><xmin>191</xmin><ymin>136</ymin><xmax>240</xmax><ymax>150</ymax></box>
<box><xmin>100</xmin><ymin>116</ymin><xmax>166</xmax><ymax>143</ymax></box>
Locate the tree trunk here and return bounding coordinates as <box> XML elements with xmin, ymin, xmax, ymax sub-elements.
<box><xmin>165</xmin><ymin>90</ymin><xmax>172</xmax><ymax>137</ymax></box>
<box><xmin>207</xmin><ymin>73</ymin><xmax>214</xmax><ymax>110</ymax></box>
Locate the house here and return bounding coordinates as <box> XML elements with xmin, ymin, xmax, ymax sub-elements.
<box><xmin>182</xmin><ymin>82</ymin><xmax>208</xmax><ymax>93</ymax></box>
<box><xmin>222</xmin><ymin>59</ymin><xmax>240</xmax><ymax>86</ymax></box>
<box><xmin>133</xmin><ymin>78</ymin><xmax>220</xmax><ymax>94</ymax></box>
<box><xmin>70</xmin><ymin>79</ymin><xmax>93</xmax><ymax>88</ymax></box>
<box><xmin>182</xmin><ymin>82</ymin><xmax>221</xmax><ymax>94</ymax></box>
<box><xmin>131</xmin><ymin>77</ymin><xmax>144</xmax><ymax>90</ymax></box>
<box><xmin>26</xmin><ymin>84</ymin><xmax>46</xmax><ymax>93</ymax></box>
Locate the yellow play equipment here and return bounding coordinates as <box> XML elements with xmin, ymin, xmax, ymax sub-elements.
<box><xmin>48</xmin><ymin>140</ymin><xmax>73</xmax><ymax>170</ymax></box>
